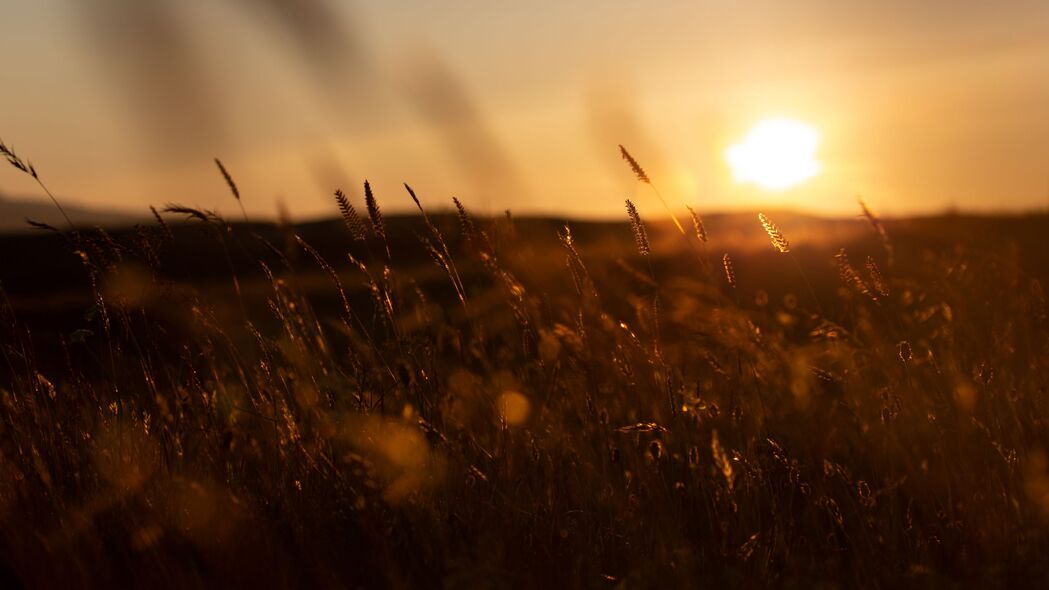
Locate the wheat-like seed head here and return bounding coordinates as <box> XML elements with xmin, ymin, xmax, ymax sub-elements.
<box><xmin>334</xmin><ymin>190</ymin><xmax>367</xmax><ymax>241</ymax></box>
<box><xmin>865</xmin><ymin>256</ymin><xmax>890</xmax><ymax>298</ymax></box>
<box><xmin>1</xmin><ymin>138</ymin><xmax>77</xmax><ymax>229</ymax></box>
<box><xmin>453</xmin><ymin>197</ymin><xmax>495</xmax><ymax>255</ymax></box>
<box><xmin>149</xmin><ymin>206</ymin><xmax>173</xmax><ymax>240</ymax></box>
<box><xmin>758</xmin><ymin>213</ymin><xmax>790</xmax><ymax>253</ymax></box>
<box><xmin>452</xmin><ymin>197</ymin><xmax>475</xmax><ymax>240</ymax></box>
<box><xmin>164</xmin><ymin>204</ymin><xmax>215</xmax><ymax>223</ymax></box>
<box><xmin>625</xmin><ymin>199</ymin><xmax>650</xmax><ymax>256</ymax></box>
<box><xmin>686</xmin><ymin>206</ymin><xmax>707</xmax><ymax>243</ymax></box>
<box><xmin>404</xmin><ymin>183</ymin><xmax>423</xmax><ymax>211</ymax></box>
<box><xmin>364</xmin><ymin>180</ymin><xmax>385</xmax><ymax>240</ymax></box>
<box><xmin>214</xmin><ymin>158</ymin><xmax>240</xmax><ymax>201</ymax></box>
<box><xmin>0</xmin><ymin>139</ymin><xmax>37</xmax><ymax>179</ymax></box>
<box><xmin>835</xmin><ymin>248</ymin><xmax>875</xmax><ymax>300</ymax></box>
<box><xmin>722</xmin><ymin>253</ymin><xmax>736</xmax><ymax>288</ymax></box>
<box><xmin>618</xmin><ymin>145</ymin><xmax>650</xmax><ymax>184</ymax></box>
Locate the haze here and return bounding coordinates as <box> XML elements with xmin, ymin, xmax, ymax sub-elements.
<box><xmin>1</xmin><ymin>0</ymin><xmax>1047</xmax><ymax>220</ymax></box>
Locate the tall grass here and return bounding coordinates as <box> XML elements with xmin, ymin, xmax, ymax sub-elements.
<box><xmin>1</xmin><ymin>149</ymin><xmax>1049</xmax><ymax>587</ymax></box>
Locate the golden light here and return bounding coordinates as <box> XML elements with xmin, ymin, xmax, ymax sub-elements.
<box><xmin>497</xmin><ymin>391</ymin><xmax>531</xmax><ymax>426</ymax></box>
<box><xmin>726</xmin><ymin>117</ymin><xmax>822</xmax><ymax>190</ymax></box>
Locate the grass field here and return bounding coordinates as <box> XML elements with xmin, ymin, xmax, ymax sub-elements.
<box><xmin>2</xmin><ymin>165</ymin><xmax>1049</xmax><ymax>586</ymax></box>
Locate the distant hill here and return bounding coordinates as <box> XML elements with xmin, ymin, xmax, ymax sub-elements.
<box><xmin>0</xmin><ymin>194</ymin><xmax>142</xmax><ymax>232</ymax></box>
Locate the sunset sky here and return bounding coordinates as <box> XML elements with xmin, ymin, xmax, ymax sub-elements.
<box><xmin>1</xmin><ymin>0</ymin><xmax>1047</xmax><ymax>220</ymax></box>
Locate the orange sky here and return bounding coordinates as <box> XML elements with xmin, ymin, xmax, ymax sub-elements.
<box><xmin>1</xmin><ymin>0</ymin><xmax>1047</xmax><ymax>220</ymax></box>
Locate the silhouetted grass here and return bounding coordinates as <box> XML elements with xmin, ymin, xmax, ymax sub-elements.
<box><xmin>1</xmin><ymin>172</ymin><xmax>1049</xmax><ymax>587</ymax></box>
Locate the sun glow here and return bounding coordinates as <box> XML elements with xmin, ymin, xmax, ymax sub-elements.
<box><xmin>726</xmin><ymin>118</ymin><xmax>822</xmax><ymax>191</ymax></box>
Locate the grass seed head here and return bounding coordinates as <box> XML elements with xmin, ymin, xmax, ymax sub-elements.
<box><xmin>214</xmin><ymin>158</ymin><xmax>240</xmax><ymax>202</ymax></box>
<box><xmin>364</xmin><ymin>180</ymin><xmax>385</xmax><ymax>240</ymax></box>
<box><xmin>687</xmin><ymin>206</ymin><xmax>708</xmax><ymax>243</ymax></box>
<box><xmin>625</xmin><ymin>199</ymin><xmax>650</xmax><ymax>256</ymax></box>
<box><xmin>758</xmin><ymin>213</ymin><xmax>790</xmax><ymax>253</ymax></box>
<box><xmin>619</xmin><ymin>144</ymin><xmax>650</xmax><ymax>184</ymax></box>
<box><xmin>722</xmin><ymin>253</ymin><xmax>736</xmax><ymax>288</ymax></box>
<box><xmin>334</xmin><ymin>189</ymin><xmax>368</xmax><ymax>241</ymax></box>
<box><xmin>835</xmin><ymin>248</ymin><xmax>875</xmax><ymax>300</ymax></box>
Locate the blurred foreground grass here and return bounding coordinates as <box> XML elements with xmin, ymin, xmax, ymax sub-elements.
<box><xmin>2</xmin><ymin>194</ymin><xmax>1049</xmax><ymax>587</ymax></box>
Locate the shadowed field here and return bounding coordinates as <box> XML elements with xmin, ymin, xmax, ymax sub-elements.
<box><xmin>2</xmin><ymin>201</ymin><xmax>1049</xmax><ymax>587</ymax></box>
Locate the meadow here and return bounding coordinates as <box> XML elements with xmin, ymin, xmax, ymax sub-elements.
<box><xmin>2</xmin><ymin>145</ymin><xmax>1049</xmax><ymax>587</ymax></box>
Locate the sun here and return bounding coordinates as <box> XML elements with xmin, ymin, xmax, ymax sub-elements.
<box><xmin>726</xmin><ymin>117</ymin><xmax>822</xmax><ymax>190</ymax></box>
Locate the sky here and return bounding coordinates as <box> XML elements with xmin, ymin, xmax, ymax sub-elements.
<box><xmin>0</xmin><ymin>0</ymin><xmax>1047</xmax><ymax>220</ymax></box>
